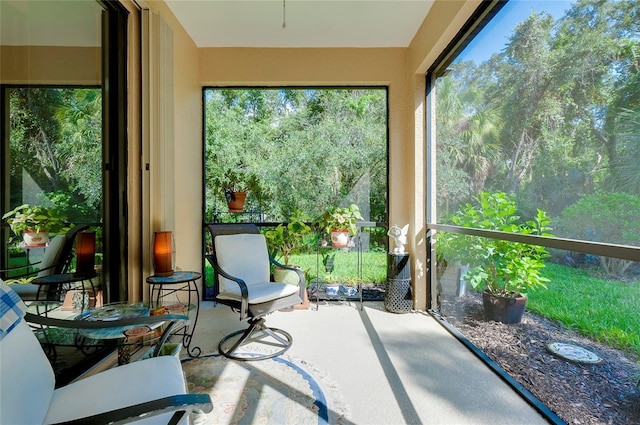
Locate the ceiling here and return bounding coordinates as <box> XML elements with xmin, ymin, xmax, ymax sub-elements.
<box><xmin>165</xmin><ymin>0</ymin><xmax>435</xmax><ymax>48</ymax></box>
<box><xmin>0</xmin><ymin>0</ymin><xmax>435</xmax><ymax>49</ymax></box>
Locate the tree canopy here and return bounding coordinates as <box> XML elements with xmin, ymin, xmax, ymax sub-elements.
<box><xmin>204</xmin><ymin>88</ymin><xmax>388</xmax><ymax>223</ymax></box>
<box><xmin>436</xmin><ymin>0</ymin><xmax>640</xmax><ymax>226</ymax></box>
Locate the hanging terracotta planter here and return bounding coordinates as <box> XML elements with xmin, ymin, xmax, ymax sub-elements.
<box><xmin>225</xmin><ymin>191</ymin><xmax>247</xmax><ymax>212</ymax></box>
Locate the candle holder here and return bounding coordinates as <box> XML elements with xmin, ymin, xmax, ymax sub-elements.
<box><xmin>75</xmin><ymin>231</ymin><xmax>96</xmax><ymax>276</ymax></box>
<box><xmin>153</xmin><ymin>231</ymin><xmax>174</xmax><ymax>277</ymax></box>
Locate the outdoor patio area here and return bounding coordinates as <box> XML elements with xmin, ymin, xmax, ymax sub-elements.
<box><xmin>187</xmin><ymin>300</ymin><xmax>550</xmax><ymax>425</ymax></box>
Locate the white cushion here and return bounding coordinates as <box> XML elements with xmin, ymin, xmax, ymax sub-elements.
<box><xmin>1</xmin><ymin>320</ymin><xmax>56</xmax><ymax>425</ymax></box>
<box><xmin>0</xmin><ymin>281</ymin><xmax>193</xmax><ymax>425</ymax></box>
<box><xmin>44</xmin><ymin>356</ymin><xmax>189</xmax><ymax>425</ymax></box>
<box><xmin>218</xmin><ymin>281</ymin><xmax>300</xmax><ymax>304</ymax></box>
<box><xmin>38</xmin><ymin>235</ymin><xmax>66</xmax><ymax>277</ymax></box>
<box><xmin>215</xmin><ymin>234</ymin><xmax>270</xmax><ymax>293</ymax></box>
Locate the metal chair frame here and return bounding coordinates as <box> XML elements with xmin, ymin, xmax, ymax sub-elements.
<box><xmin>205</xmin><ymin>223</ymin><xmax>305</xmax><ymax>361</ymax></box>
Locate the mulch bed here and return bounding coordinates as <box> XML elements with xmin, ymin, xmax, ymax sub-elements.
<box><xmin>440</xmin><ymin>293</ymin><xmax>640</xmax><ymax>425</ymax></box>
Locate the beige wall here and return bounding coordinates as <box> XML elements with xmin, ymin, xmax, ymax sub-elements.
<box><xmin>198</xmin><ymin>47</ymin><xmax>422</xmax><ymax>300</ymax></box>
<box><xmin>0</xmin><ymin>46</ymin><xmax>100</xmax><ymax>84</ymax></box>
<box><xmin>141</xmin><ymin>0</ymin><xmax>477</xmax><ymax>309</ymax></box>
<box><xmin>137</xmin><ymin>1</ymin><xmax>201</xmax><ymax>300</ymax></box>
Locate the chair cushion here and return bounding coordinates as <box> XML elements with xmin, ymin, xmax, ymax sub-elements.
<box><xmin>1</xmin><ymin>319</ymin><xmax>56</xmax><ymax>425</ymax></box>
<box><xmin>218</xmin><ymin>281</ymin><xmax>300</xmax><ymax>304</ymax></box>
<box><xmin>38</xmin><ymin>234</ymin><xmax>66</xmax><ymax>277</ymax></box>
<box><xmin>215</xmin><ymin>233</ymin><xmax>270</xmax><ymax>293</ymax></box>
<box><xmin>44</xmin><ymin>356</ymin><xmax>189</xmax><ymax>425</ymax></box>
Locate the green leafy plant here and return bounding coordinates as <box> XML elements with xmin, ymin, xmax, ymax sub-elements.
<box><xmin>2</xmin><ymin>204</ymin><xmax>67</xmax><ymax>236</ymax></box>
<box><xmin>264</xmin><ymin>210</ymin><xmax>312</xmax><ymax>266</ymax></box>
<box><xmin>221</xmin><ymin>167</ymin><xmax>259</xmax><ymax>195</ymax></box>
<box><xmin>320</xmin><ymin>250</ymin><xmax>337</xmax><ymax>282</ymax></box>
<box><xmin>447</xmin><ymin>192</ymin><xmax>552</xmax><ymax>297</ymax></box>
<box><xmin>315</xmin><ymin>204</ymin><xmax>363</xmax><ymax>236</ymax></box>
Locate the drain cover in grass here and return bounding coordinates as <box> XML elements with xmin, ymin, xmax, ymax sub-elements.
<box><xmin>546</xmin><ymin>342</ymin><xmax>602</xmax><ymax>364</ymax></box>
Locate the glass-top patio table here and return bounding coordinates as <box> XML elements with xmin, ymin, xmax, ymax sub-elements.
<box><xmin>26</xmin><ymin>301</ymin><xmax>189</xmax><ymax>365</ymax></box>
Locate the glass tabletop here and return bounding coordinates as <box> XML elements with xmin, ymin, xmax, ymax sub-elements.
<box><xmin>30</xmin><ymin>301</ymin><xmax>188</xmax><ymax>347</ymax></box>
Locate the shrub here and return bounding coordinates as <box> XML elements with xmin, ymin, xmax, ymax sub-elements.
<box><xmin>557</xmin><ymin>192</ymin><xmax>640</xmax><ymax>276</ymax></box>
<box><xmin>443</xmin><ymin>192</ymin><xmax>552</xmax><ymax>297</ymax></box>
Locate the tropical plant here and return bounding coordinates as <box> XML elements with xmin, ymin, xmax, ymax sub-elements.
<box><xmin>447</xmin><ymin>192</ymin><xmax>552</xmax><ymax>297</ymax></box>
<box><xmin>315</xmin><ymin>204</ymin><xmax>363</xmax><ymax>237</ymax></box>
<box><xmin>2</xmin><ymin>204</ymin><xmax>67</xmax><ymax>236</ymax></box>
<box><xmin>264</xmin><ymin>210</ymin><xmax>312</xmax><ymax>266</ymax></box>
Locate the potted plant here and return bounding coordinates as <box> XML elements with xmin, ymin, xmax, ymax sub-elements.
<box><xmin>221</xmin><ymin>168</ymin><xmax>260</xmax><ymax>213</ymax></box>
<box><xmin>315</xmin><ymin>204</ymin><xmax>363</xmax><ymax>248</ymax></box>
<box><xmin>340</xmin><ymin>277</ymin><xmax>358</xmax><ymax>296</ymax></box>
<box><xmin>264</xmin><ymin>210</ymin><xmax>312</xmax><ymax>281</ymax></box>
<box><xmin>2</xmin><ymin>204</ymin><xmax>67</xmax><ymax>247</ymax></box>
<box><xmin>264</xmin><ymin>210</ymin><xmax>312</xmax><ymax>308</ymax></box>
<box><xmin>446</xmin><ymin>192</ymin><xmax>552</xmax><ymax>324</ymax></box>
<box><xmin>319</xmin><ymin>249</ymin><xmax>340</xmax><ymax>296</ymax></box>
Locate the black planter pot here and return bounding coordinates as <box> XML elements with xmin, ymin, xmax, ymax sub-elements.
<box><xmin>482</xmin><ymin>291</ymin><xmax>527</xmax><ymax>324</ymax></box>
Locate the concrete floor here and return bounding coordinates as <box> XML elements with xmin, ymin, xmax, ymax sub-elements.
<box><xmin>188</xmin><ymin>300</ymin><xmax>550</xmax><ymax>425</ymax></box>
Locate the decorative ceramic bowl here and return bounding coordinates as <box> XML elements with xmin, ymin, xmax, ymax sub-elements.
<box><xmin>324</xmin><ymin>284</ymin><xmax>340</xmax><ymax>296</ymax></box>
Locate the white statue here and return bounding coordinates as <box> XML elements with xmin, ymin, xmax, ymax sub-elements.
<box><xmin>387</xmin><ymin>224</ymin><xmax>409</xmax><ymax>255</ymax></box>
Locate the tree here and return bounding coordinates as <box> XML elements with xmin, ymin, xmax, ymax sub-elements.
<box><xmin>7</xmin><ymin>87</ymin><xmax>102</xmax><ymax>223</ymax></box>
<box><xmin>204</xmin><ymin>88</ymin><xmax>388</xmax><ymax>223</ymax></box>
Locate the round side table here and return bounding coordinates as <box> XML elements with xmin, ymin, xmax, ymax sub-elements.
<box><xmin>32</xmin><ymin>272</ymin><xmax>98</xmax><ymax>312</ymax></box>
<box><xmin>146</xmin><ymin>271</ymin><xmax>202</xmax><ymax>357</ymax></box>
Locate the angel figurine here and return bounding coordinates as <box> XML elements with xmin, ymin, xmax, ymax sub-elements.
<box><xmin>387</xmin><ymin>224</ymin><xmax>409</xmax><ymax>254</ymax></box>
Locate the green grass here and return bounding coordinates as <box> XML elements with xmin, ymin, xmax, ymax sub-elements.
<box><xmin>203</xmin><ymin>250</ymin><xmax>387</xmax><ymax>288</ymax></box>
<box><xmin>289</xmin><ymin>251</ymin><xmax>387</xmax><ymax>283</ymax></box>
<box><xmin>528</xmin><ymin>262</ymin><xmax>640</xmax><ymax>357</ymax></box>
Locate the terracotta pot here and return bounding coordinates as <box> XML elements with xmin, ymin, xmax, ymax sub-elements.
<box><xmin>482</xmin><ymin>290</ymin><xmax>527</xmax><ymax>324</ymax></box>
<box><xmin>295</xmin><ymin>288</ymin><xmax>310</xmax><ymax>310</ymax></box>
<box><xmin>225</xmin><ymin>191</ymin><xmax>247</xmax><ymax>212</ymax></box>
<box><xmin>330</xmin><ymin>229</ymin><xmax>349</xmax><ymax>247</ymax></box>
<box><xmin>23</xmin><ymin>230</ymin><xmax>49</xmax><ymax>247</ymax></box>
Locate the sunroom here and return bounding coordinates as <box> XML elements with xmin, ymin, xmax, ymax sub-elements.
<box><xmin>1</xmin><ymin>0</ymin><xmax>638</xmax><ymax>424</ymax></box>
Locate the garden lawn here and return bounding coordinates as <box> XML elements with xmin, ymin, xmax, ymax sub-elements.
<box><xmin>203</xmin><ymin>250</ymin><xmax>387</xmax><ymax>289</ymax></box>
<box><xmin>289</xmin><ymin>251</ymin><xmax>387</xmax><ymax>284</ymax></box>
<box><xmin>528</xmin><ymin>262</ymin><xmax>640</xmax><ymax>357</ymax></box>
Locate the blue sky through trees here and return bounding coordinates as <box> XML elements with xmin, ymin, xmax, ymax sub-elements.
<box><xmin>461</xmin><ymin>0</ymin><xmax>572</xmax><ymax>64</ymax></box>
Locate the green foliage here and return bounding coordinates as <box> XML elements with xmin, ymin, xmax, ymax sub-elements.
<box><xmin>557</xmin><ymin>192</ymin><xmax>640</xmax><ymax>276</ymax></box>
<box><xmin>204</xmin><ymin>88</ymin><xmax>387</xmax><ymax>222</ymax></box>
<box><xmin>559</xmin><ymin>192</ymin><xmax>640</xmax><ymax>245</ymax></box>
<box><xmin>8</xmin><ymin>88</ymin><xmax>102</xmax><ymax>218</ymax></box>
<box><xmin>435</xmin><ymin>0</ymin><xmax>640</xmax><ymax>219</ymax></box>
<box><xmin>2</xmin><ymin>204</ymin><xmax>67</xmax><ymax>235</ymax></box>
<box><xmin>263</xmin><ymin>210</ymin><xmax>312</xmax><ymax>265</ymax></box>
<box><xmin>446</xmin><ymin>192</ymin><xmax>552</xmax><ymax>297</ymax></box>
<box><xmin>529</xmin><ymin>262</ymin><xmax>640</xmax><ymax>356</ymax></box>
<box><xmin>314</xmin><ymin>204</ymin><xmax>364</xmax><ymax>237</ymax></box>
